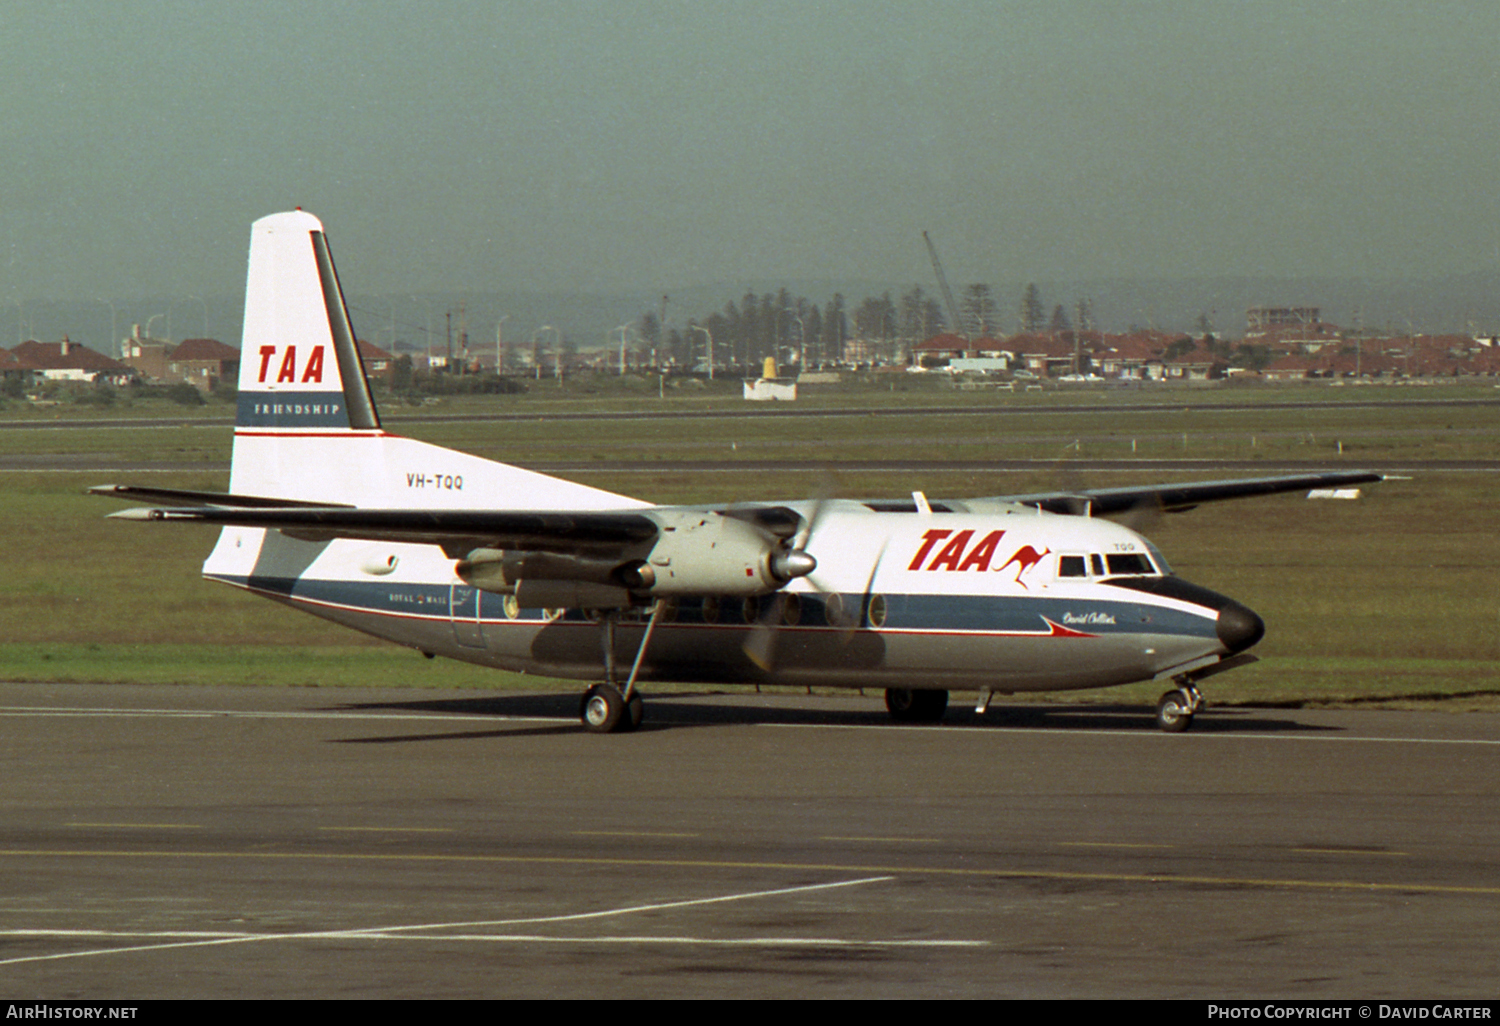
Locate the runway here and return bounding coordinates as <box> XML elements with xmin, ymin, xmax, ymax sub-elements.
<box><xmin>2</xmin><ymin>682</ymin><xmax>1498</xmax><ymax>999</ymax></box>
<box><xmin>4</xmin><ymin>391</ymin><xmax>1500</xmax><ymax>435</ymax></box>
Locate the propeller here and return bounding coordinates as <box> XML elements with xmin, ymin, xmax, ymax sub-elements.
<box><xmin>744</xmin><ymin>487</ymin><xmax>879</xmax><ymax>672</ymax></box>
<box><xmin>744</xmin><ymin>494</ymin><xmax>826</xmax><ymax>671</ymax></box>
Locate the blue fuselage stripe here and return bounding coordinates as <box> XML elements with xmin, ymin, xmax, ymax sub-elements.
<box><xmin>207</xmin><ymin>574</ymin><xmax>1217</xmax><ymax>639</ymax></box>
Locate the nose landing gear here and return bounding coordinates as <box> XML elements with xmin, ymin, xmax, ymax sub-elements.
<box><xmin>1155</xmin><ymin>683</ymin><xmax>1204</xmax><ymax>733</ymax></box>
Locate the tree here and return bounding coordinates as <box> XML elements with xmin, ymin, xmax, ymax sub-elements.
<box><xmin>854</xmin><ymin>293</ymin><xmax>897</xmax><ymax>340</ymax></box>
<box><xmin>637</xmin><ymin>311</ymin><xmax>661</xmax><ymax>367</ymax></box>
<box><xmin>1164</xmin><ymin>336</ymin><xmax>1197</xmax><ymax>360</ymax></box>
<box><xmin>1049</xmin><ymin>305</ymin><xmax>1071</xmax><ymax>335</ymax></box>
<box><xmin>1022</xmin><ymin>284</ymin><xmax>1046</xmax><ymax>333</ymax></box>
<box><xmin>665</xmin><ymin>328</ymin><xmax>686</xmax><ymax>367</ymax></box>
<box><xmin>901</xmin><ymin>286</ymin><xmax>945</xmax><ymax>340</ymax></box>
<box><xmin>822</xmin><ymin>294</ymin><xmax>847</xmax><ymax>365</ymax></box>
<box><xmin>741</xmin><ymin>291</ymin><xmax>762</xmax><ymax>364</ymax></box>
<box><xmin>1074</xmin><ymin>298</ymin><xmax>1095</xmax><ymax>334</ymax></box>
<box><xmin>391</xmin><ymin>354</ymin><xmax>414</xmax><ymax>391</ymax></box>
<box><xmin>962</xmin><ymin>283</ymin><xmax>996</xmax><ymax>337</ymax></box>
<box><xmin>804</xmin><ymin>306</ymin><xmax>822</xmax><ymax>359</ymax></box>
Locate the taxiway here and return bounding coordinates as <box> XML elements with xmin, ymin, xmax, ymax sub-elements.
<box><xmin>1</xmin><ymin>682</ymin><xmax>1497</xmax><ymax>999</ymax></box>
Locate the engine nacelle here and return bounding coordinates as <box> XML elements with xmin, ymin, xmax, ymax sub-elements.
<box><xmin>629</xmin><ymin>510</ymin><xmax>813</xmax><ymax>597</ymax></box>
<box><xmin>456</xmin><ymin>549</ymin><xmax>622</xmax><ymax>592</ymax></box>
<box><xmin>454</xmin><ymin>509</ymin><xmax>815</xmax><ymax>603</ymax></box>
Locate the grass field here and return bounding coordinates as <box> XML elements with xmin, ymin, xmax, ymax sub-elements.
<box><xmin>2</xmin><ymin>378</ymin><xmax>1497</xmax><ymax>709</ymax></box>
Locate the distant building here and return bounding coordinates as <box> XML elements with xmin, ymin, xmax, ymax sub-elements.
<box><xmin>1247</xmin><ymin>307</ymin><xmax>1321</xmax><ymax>331</ymax></box>
<box><xmin>121</xmin><ymin>324</ymin><xmax>174</xmax><ymax>380</ymax></box>
<box><xmin>355</xmin><ymin>339</ymin><xmax>395</xmax><ymax>382</ymax></box>
<box><xmin>167</xmin><ymin>338</ymin><xmax>240</xmax><ymax>391</ymax></box>
<box><xmin>0</xmin><ymin>346</ymin><xmax>24</xmax><ymax>385</ymax></box>
<box><xmin>12</xmin><ymin>338</ymin><xmax>133</xmax><ymax>384</ymax></box>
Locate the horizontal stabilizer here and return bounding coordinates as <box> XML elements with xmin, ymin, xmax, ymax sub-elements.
<box><xmin>88</xmin><ymin>484</ymin><xmax>353</xmax><ymax>510</ymax></box>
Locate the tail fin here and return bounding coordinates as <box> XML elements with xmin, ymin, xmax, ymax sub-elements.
<box><xmin>228</xmin><ymin>211</ymin><xmax>642</xmax><ymax>511</ymax></box>
<box><xmin>234</xmin><ymin>211</ymin><xmax>377</xmax><ymax>435</ymax></box>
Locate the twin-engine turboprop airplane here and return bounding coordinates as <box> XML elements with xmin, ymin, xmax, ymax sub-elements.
<box><xmin>94</xmin><ymin>211</ymin><xmax>1382</xmax><ymax>733</ymax></box>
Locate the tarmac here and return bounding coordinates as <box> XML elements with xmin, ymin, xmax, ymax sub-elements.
<box><xmin>1</xmin><ymin>682</ymin><xmax>1498</xmax><ymax>999</ymax></box>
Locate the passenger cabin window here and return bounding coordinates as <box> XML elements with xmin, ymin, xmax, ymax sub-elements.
<box><xmin>1105</xmin><ymin>553</ymin><xmax>1156</xmax><ymax>576</ymax></box>
<box><xmin>1058</xmin><ymin>555</ymin><xmax>1088</xmax><ymax>578</ymax></box>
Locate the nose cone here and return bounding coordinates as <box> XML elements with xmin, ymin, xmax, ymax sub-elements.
<box><xmin>1217</xmin><ymin>600</ymin><xmax>1265</xmax><ymax>654</ymax></box>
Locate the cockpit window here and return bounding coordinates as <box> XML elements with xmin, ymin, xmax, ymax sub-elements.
<box><xmin>1145</xmin><ymin>541</ymin><xmax>1172</xmax><ymax>575</ymax></box>
<box><xmin>1090</xmin><ymin>554</ymin><xmax>1106</xmax><ymax>577</ymax></box>
<box><xmin>1058</xmin><ymin>555</ymin><xmax>1087</xmax><ymax>577</ymax></box>
<box><xmin>1105</xmin><ymin>552</ymin><xmax>1156</xmax><ymax>576</ymax></box>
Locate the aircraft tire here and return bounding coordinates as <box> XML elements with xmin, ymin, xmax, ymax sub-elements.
<box><xmin>581</xmin><ymin>684</ymin><xmax>639</xmax><ymax>734</ymax></box>
<box><xmin>1155</xmin><ymin>690</ymin><xmax>1194</xmax><ymax>733</ymax></box>
<box><xmin>885</xmin><ymin>687</ymin><xmax>949</xmax><ymax>723</ymax></box>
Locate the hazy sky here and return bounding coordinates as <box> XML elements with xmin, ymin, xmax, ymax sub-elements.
<box><xmin>4</xmin><ymin>0</ymin><xmax>1498</xmax><ymax>304</ymax></box>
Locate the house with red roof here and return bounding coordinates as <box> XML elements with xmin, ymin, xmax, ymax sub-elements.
<box><xmin>355</xmin><ymin>339</ymin><xmax>395</xmax><ymax>382</ymax></box>
<box><xmin>1095</xmin><ymin>332</ymin><xmax>1170</xmax><ymax>380</ymax></box>
<box><xmin>12</xmin><ymin>338</ymin><xmax>133</xmax><ymax>385</ymax></box>
<box><xmin>1009</xmin><ymin>332</ymin><xmax>1086</xmax><ymax>377</ymax></box>
<box><xmin>167</xmin><ymin>338</ymin><xmax>240</xmax><ymax>391</ymax></box>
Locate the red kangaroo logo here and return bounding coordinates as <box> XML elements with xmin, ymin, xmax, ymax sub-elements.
<box><xmin>997</xmin><ymin>546</ymin><xmax>1050</xmax><ymax>588</ymax></box>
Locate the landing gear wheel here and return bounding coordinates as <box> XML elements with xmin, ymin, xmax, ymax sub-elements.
<box><xmin>1156</xmin><ymin>689</ymin><xmax>1195</xmax><ymax>733</ymax></box>
<box><xmin>885</xmin><ymin>687</ymin><xmax>949</xmax><ymax>723</ymax></box>
<box><xmin>580</xmin><ymin>684</ymin><xmax>642</xmax><ymax>734</ymax></box>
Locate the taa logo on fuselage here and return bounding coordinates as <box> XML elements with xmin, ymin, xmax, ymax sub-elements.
<box><xmin>255</xmin><ymin>345</ymin><xmax>328</xmax><ymax>385</ymax></box>
<box><xmin>908</xmin><ymin>529</ymin><xmax>1052</xmax><ymax>588</ymax></box>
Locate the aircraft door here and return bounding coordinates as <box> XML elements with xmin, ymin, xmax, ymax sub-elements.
<box><xmin>449</xmin><ymin>584</ymin><xmax>487</xmax><ymax>648</ymax></box>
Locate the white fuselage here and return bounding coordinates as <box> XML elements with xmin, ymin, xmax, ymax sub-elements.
<box><xmin>202</xmin><ymin>503</ymin><xmax>1245</xmax><ymax>694</ymax></box>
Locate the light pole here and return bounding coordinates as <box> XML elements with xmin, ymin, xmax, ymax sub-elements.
<box><xmin>531</xmin><ymin>325</ymin><xmax>553</xmax><ymax>381</ymax></box>
<box><xmin>98</xmin><ymin>299</ymin><xmax>119</xmax><ymax>357</ymax></box>
<box><xmin>615</xmin><ymin>324</ymin><xmax>631</xmax><ymax>375</ymax></box>
<box><xmin>691</xmin><ymin>324</ymin><xmax>713</xmax><ymax>380</ymax></box>
<box><xmin>495</xmin><ymin>315</ymin><xmax>509</xmax><ymax>379</ymax></box>
<box><xmin>549</xmin><ymin>325</ymin><xmax>564</xmax><ymax>383</ymax></box>
<box><xmin>410</xmin><ymin>295</ymin><xmax>434</xmax><ymax>372</ymax></box>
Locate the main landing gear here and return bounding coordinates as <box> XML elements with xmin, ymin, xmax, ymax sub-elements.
<box><xmin>1155</xmin><ymin>683</ymin><xmax>1205</xmax><ymax>733</ymax></box>
<box><xmin>581</xmin><ymin>601</ymin><xmax>665</xmax><ymax>734</ymax></box>
<box><xmin>580</xmin><ymin>683</ymin><xmax>644</xmax><ymax>733</ymax></box>
<box><xmin>885</xmin><ymin>687</ymin><xmax>949</xmax><ymax>724</ymax></box>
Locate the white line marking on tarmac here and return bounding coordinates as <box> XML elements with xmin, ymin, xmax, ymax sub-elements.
<box><xmin>66</xmin><ymin>823</ymin><xmax>202</xmax><ymax>830</ymax></box>
<box><xmin>0</xmin><ymin>706</ymin><xmax>574</xmax><ymax>725</ymax></box>
<box><xmin>0</xmin><ymin>875</ymin><xmax>988</xmax><ymax>966</ymax></box>
<box><xmin>332</xmin><ymin>933</ymin><xmax>988</xmax><ymax>947</ymax></box>
<box><xmin>761</xmin><ymin>722</ymin><xmax>1500</xmax><ymax>745</ymax></box>
<box><xmin>573</xmin><ymin>830</ymin><xmax>700</xmax><ymax>838</ymax></box>
<box><xmin>319</xmin><ymin>826</ymin><xmax>455</xmax><ymax>834</ymax></box>
<box><xmin>1060</xmin><ymin>842</ymin><xmax>1174</xmax><ymax>850</ymax></box>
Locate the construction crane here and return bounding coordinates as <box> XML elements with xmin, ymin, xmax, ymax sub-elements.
<box><xmin>922</xmin><ymin>231</ymin><xmax>967</xmax><ymax>341</ymax></box>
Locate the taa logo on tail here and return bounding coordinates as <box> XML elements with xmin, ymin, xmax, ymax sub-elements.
<box><xmin>256</xmin><ymin>345</ymin><xmax>327</xmax><ymax>385</ymax></box>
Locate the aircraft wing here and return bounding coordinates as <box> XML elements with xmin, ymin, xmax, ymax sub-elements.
<box><xmin>92</xmin><ymin>486</ymin><xmax>809</xmax><ymax>561</ymax></box>
<box><xmin>991</xmin><ymin>470</ymin><xmax>1385</xmax><ymax>516</ymax></box>
<box><xmin>99</xmin><ymin>501</ymin><xmax>662</xmax><ymax>558</ymax></box>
